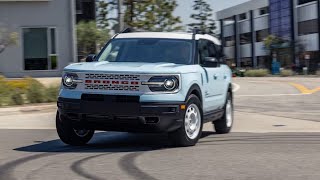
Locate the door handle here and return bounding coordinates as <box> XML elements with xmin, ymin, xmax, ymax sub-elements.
<box><xmin>224</xmin><ymin>75</ymin><xmax>227</xmax><ymax>79</ymax></box>
<box><xmin>213</xmin><ymin>74</ymin><xmax>218</xmax><ymax>80</ymax></box>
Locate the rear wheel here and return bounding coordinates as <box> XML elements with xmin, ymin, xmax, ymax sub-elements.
<box><xmin>56</xmin><ymin>111</ymin><xmax>94</xmax><ymax>146</ymax></box>
<box><xmin>169</xmin><ymin>95</ymin><xmax>203</xmax><ymax>147</ymax></box>
<box><xmin>213</xmin><ymin>92</ymin><xmax>234</xmax><ymax>134</ymax></box>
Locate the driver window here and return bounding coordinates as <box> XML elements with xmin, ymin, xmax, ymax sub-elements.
<box><xmin>208</xmin><ymin>42</ymin><xmax>217</xmax><ymax>58</ymax></box>
<box><xmin>198</xmin><ymin>40</ymin><xmax>210</xmax><ymax>65</ymax></box>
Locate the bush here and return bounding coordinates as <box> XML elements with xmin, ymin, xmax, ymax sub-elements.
<box><xmin>10</xmin><ymin>89</ymin><xmax>24</xmax><ymax>105</ymax></box>
<box><xmin>0</xmin><ymin>76</ymin><xmax>12</xmax><ymax>106</ymax></box>
<box><xmin>45</xmin><ymin>86</ymin><xmax>60</xmax><ymax>102</ymax></box>
<box><xmin>0</xmin><ymin>76</ymin><xmax>60</xmax><ymax>106</ymax></box>
<box><xmin>6</xmin><ymin>79</ymin><xmax>29</xmax><ymax>92</ymax></box>
<box><xmin>280</xmin><ymin>69</ymin><xmax>294</xmax><ymax>77</ymax></box>
<box><xmin>244</xmin><ymin>69</ymin><xmax>269</xmax><ymax>77</ymax></box>
<box><xmin>25</xmin><ymin>78</ymin><xmax>46</xmax><ymax>104</ymax></box>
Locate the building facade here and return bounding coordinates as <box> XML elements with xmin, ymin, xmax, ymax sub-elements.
<box><xmin>0</xmin><ymin>0</ymin><xmax>77</xmax><ymax>78</ymax></box>
<box><xmin>217</xmin><ymin>0</ymin><xmax>320</xmax><ymax>72</ymax></box>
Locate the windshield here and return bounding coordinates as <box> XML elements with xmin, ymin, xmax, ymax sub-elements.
<box><xmin>96</xmin><ymin>38</ymin><xmax>193</xmax><ymax>64</ymax></box>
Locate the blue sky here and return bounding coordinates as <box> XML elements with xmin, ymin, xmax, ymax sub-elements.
<box><xmin>174</xmin><ymin>0</ymin><xmax>250</xmax><ymax>26</ymax></box>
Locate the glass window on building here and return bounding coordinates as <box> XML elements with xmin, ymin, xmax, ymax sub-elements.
<box><xmin>23</xmin><ymin>28</ymin><xmax>58</xmax><ymax>70</ymax></box>
<box><xmin>298</xmin><ymin>0</ymin><xmax>316</xmax><ymax>5</ymax></box>
<box><xmin>224</xmin><ymin>36</ymin><xmax>235</xmax><ymax>47</ymax></box>
<box><xmin>257</xmin><ymin>56</ymin><xmax>270</xmax><ymax>68</ymax></box>
<box><xmin>240</xmin><ymin>32</ymin><xmax>252</xmax><ymax>45</ymax></box>
<box><xmin>241</xmin><ymin>57</ymin><xmax>253</xmax><ymax>68</ymax></box>
<box><xmin>298</xmin><ymin>19</ymin><xmax>318</xmax><ymax>36</ymax></box>
<box><xmin>256</xmin><ymin>29</ymin><xmax>269</xmax><ymax>42</ymax></box>
<box><xmin>259</xmin><ymin>7</ymin><xmax>269</xmax><ymax>15</ymax></box>
<box><xmin>239</xmin><ymin>13</ymin><xmax>247</xmax><ymax>21</ymax></box>
<box><xmin>76</xmin><ymin>0</ymin><xmax>83</xmax><ymax>14</ymax></box>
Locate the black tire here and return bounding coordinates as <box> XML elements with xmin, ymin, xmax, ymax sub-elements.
<box><xmin>213</xmin><ymin>92</ymin><xmax>234</xmax><ymax>134</ymax></box>
<box><xmin>169</xmin><ymin>95</ymin><xmax>203</xmax><ymax>147</ymax></box>
<box><xmin>56</xmin><ymin>111</ymin><xmax>94</xmax><ymax>146</ymax></box>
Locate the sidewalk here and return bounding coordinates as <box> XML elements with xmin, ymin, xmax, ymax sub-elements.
<box><xmin>0</xmin><ymin>103</ymin><xmax>56</xmax><ymax>116</ymax></box>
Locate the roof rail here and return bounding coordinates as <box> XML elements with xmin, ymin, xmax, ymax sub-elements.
<box><xmin>112</xmin><ymin>27</ymin><xmax>134</xmax><ymax>39</ymax></box>
<box><xmin>121</xmin><ymin>27</ymin><xmax>134</xmax><ymax>33</ymax></box>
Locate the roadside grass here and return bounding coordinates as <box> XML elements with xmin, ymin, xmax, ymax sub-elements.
<box><xmin>0</xmin><ymin>76</ymin><xmax>60</xmax><ymax>107</ymax></box>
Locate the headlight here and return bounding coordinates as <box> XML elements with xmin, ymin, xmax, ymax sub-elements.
<box><xmin>143</xmin><ymin>76</ymin><xmax>179</xmax><ymax>92</ymax></box>
<box><xmin>164</xmin><ymin>78</ymin><xmax>177</xmax><ymax>91</ymax></box>
<box><xmin>62</xmin><ymin>73</ymin><xmax>78</xmax><ymax>89</ymax></box>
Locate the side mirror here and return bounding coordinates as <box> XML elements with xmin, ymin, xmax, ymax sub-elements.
<box><xmin>203</xmin><ymin>57</ymin><xmax>220</xmax><ymax>68</ymax></box>
<box><xmin>85</xmin><ymin>54</ymin><xmax>96</xmax><ymax>62</ymax></box>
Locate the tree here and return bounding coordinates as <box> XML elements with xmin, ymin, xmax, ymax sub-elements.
<box><xmin>0</xmin><ymin>26</ymin><xmax>18</xmax><ymax>54</ymax></box>
<box><xmin>77</xmin><ymin>21</ymin><xmax>110</xmax><ymax>58</ymax></box>
<box><xmin>188</xmin><ymin>0</ymin><xmax>216</xmax><ymax>35</ymax></box>
<box><xmin>124</xmin><ymin>0</ymin><xmax>183</xmax><ymax>31</ymax></box>
<box><xmin>97</xmin><ymin>0</ymin><xmax>117</xmax><ymax>30</ymax></box>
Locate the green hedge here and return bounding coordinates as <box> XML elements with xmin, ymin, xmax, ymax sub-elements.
<box><xmin>244</xmin><ymin>69</ymin><xmax>269</xmax><ymax>77</ymax></box>
<box><xmin>280</xmin><ymin>70</ymin><xmax>294</xmax><ymax>77</ymax></box>
<box><xmin>0</xmin><ymin>76</ymin><xmax>60</xmax><ymax>107</ymax></box>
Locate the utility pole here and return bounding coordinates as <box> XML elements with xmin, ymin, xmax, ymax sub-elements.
<box><xmin>117</xmin><ymin>0</ymin><xmax>124</xmax><ymax>32</ymax></box>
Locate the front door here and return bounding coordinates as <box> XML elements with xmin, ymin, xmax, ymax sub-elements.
<box><xmin>198</xmin><ymin>39</ymin><xmax>224</xmax><ymax>113</ymax></box>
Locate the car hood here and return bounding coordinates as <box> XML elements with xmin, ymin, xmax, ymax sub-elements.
<box><xmin>64</xmin><ymin>62</ymin><xmax>198</xmax><ymax>74</ymax></box>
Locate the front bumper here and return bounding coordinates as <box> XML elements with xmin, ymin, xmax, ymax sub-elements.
<box><xmin>57</xmin><ymin>95</ymin><xmax>185</xmax><ymax>133</ymax></box>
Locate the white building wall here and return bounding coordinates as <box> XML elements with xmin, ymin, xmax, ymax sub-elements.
<box><xmin>299</xmin><ymin>34</ymin><xmax>319</xmax><ymax>51</ymax></box>
<box><xmin>255</xmin><ymin>42</ymin><xmax>269</xmax><ymax>56</ymax></box>
<box><xmin>224</xmin><ymin>46</ymin><xmax>235</xmax><ymax>59</ymax></box>
<box><xmin>240</xmin><ymin>44</ymin><xmax>252</xmax><ymax>58</ymax></box>
<box><xmin>297</xmin><ymin>2</ymin><xmax>318</xmax><ymax>22</ymax></box>
<box><xmin>238</xmin><ymin>20</ymin><xmax>251</xmax><ymax>34</ymax></box>
<box><xmin>254</xmin><ymin>15</ymin><xmax>269</xmax><ymax>31</ymax></box>
<box><xmin>223</xmin><ymin>24</ymin><xmax>235</xmax><ymax>37</ymax></box>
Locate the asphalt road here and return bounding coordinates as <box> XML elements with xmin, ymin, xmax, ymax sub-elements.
<box><xmin>0</xmin><ymin>77</ymin><xmax>319</xmax><ymax>180</ymax></box>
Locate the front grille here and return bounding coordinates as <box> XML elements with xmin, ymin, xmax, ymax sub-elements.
<box><xmin>83</xmin><ymin>73</ymin><xmax>141</xmax><ymax>92</ymax></box>
<box><xmin>85</xmin><ymin>73</ymin><xmax>140</xmax><ymax>80</ymax></box>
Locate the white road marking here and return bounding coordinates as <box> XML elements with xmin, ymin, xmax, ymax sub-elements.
<box><xmin>232</xmin><ymin>83</ymin><xmax>240</xmax><ymax>92</ymax></box>
<box><xmin>236</xmin><ymin>93</ymin><xmax>311</xmax><ymax>97</ymax></box>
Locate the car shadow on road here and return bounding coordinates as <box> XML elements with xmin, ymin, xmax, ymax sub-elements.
<box><xmin>14</xmin><ymin>131</ymin><xmax>216</xmax><ymax>153</ymax></box>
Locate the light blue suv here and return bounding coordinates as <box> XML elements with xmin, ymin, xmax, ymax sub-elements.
<box><xmin>56</xmin><ymin>29</ymin><xmax>234</xmax><ymax>147</ymax></box>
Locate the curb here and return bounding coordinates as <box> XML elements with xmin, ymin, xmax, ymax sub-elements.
<box><xmin>0</xmin><ymin>103</ymin><xmax>57</xmax><ymax>116</ymax></box>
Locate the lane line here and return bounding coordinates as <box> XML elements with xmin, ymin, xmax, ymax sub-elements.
<box><xmin>236</xmin><ymin>93</ymin><xmax>311</xmax><ymax>97</ymax></box>
<box><xmin>232</xmin><ymin>83</ymin><xmax>240</xmax><ymax>92</ymax></box>
<box><xmin>289</xmin><ymin>83</ymin><xmax>320</xmax><ymax>94</ymax></box>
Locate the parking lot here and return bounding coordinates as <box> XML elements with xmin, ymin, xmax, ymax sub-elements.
<box><xmin>0</xmin><ymin>77</ymin><xmax>319</xmax><ymax>180</ymax></box>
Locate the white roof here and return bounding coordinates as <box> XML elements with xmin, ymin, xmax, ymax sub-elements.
<box><xmin>115</xmin><ymin>32</ymin><xmax>221</xmax><ymax>45</ymax></box>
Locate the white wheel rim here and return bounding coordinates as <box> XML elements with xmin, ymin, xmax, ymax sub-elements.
<box><xmin>73</xmin><ymin>129</ymin><xmax>90</xmax><ymax>137</ymax></box>
<box><xmin>226</xmin><ymin>99</ymin><xmax>233</xmax><ymax>128</ymax></box>
<box><xmin>185</xmin><ymin>104</ymin><xmax>201</xmax><ymax>140</ymax></box>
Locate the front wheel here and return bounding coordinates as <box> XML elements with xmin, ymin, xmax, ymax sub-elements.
<box><xmin>213</xmin><ymin>92</ymin><xmax>234</xmax><ymax>134</ymax></box>
<box><xmin>56</xmin><ymin>112</ymin><xmax>94</xmax><ymax>146</ymax></box>
<box><xmin>169</xmin><ymin>95</ymin><xmax>203</xmax><ymax>147</ymax></box>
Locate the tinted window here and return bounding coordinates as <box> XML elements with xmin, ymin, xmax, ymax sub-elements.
<box><xmin>298</xmin><ymin>0</ymin><xmax>316</xmax><ymax>5</ymax></box>
<box><xmin>240</xmin><ymin>32</ymin><xmax>252</xmax><ymax>45</ymax></box>
<box><xmin>298</xmin><ymin>19</ymin><xmax>318</xmax><ymax>36</ymax></box>
<box><xmin>224</xmin><ymin>36</ymin><xmax>235</xmax><ymax>47</ymax></box>
<box><xmin>256</xmin><ymin>29</ymin><xmax>269</xmax><ymax>42</ymax></box>
<box><xmin>198</xmin><ymin>40</ymin><xmax>210</xmax><ymax>64</ymax></box>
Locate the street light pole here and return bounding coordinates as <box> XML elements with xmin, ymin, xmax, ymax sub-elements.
<box><xmin>117</xmin><ymin>0</ymin><xmax>124</xmax><ymax>32</ymax></box>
